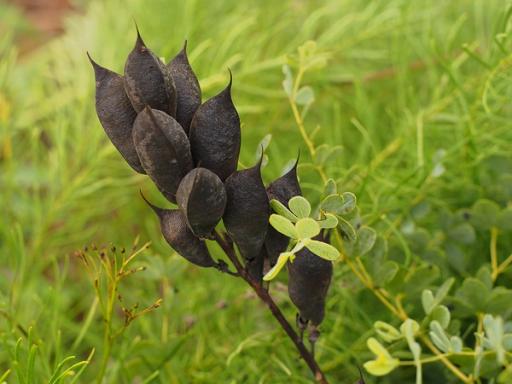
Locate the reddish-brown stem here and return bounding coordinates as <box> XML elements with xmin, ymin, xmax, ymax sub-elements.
<box><xmin>213</xmin><ymin>231</ymin><xmax>329</xmax><ymax>384</ymax></box>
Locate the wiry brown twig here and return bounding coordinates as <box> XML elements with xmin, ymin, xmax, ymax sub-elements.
<box><xmin>213</xmin><ymin>230</ymin><xmax>330</xmax><ymax>384</ymax></box>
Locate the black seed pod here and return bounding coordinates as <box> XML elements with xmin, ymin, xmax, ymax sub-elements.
<box><xmin>223</xmin><ymin>159</ymin><xmax>269</xmax><ymax>281</ymax></box>
<box><xmin>265</xmin><ymin>159</ymin><xmax>302</xmax><ymax>266</ymax></box>
<box><xmin>141</xmin><ymin>194</ymin><xmax>215</xmax><ymax>267</ymax></box>
<box><xmin>124</xmin><ymin>29</ymin><xmax>177</xmax><ymax>116</ymax></box>
<box><xmin>266</xmin><ymin>157</ymin><xmax>301</xmax><ymax>203</ymax></box>
<box><xmin>88</xmin><ymin>54</ymin><xmax>144</xmax><ymax>174</ymax></box>
<box><xmin>189</xmin><ymin>74</ymin><xmax>240</xmax><ymax>181</ymax></box>
<box><xmin>176</xmin><ymin>168</ymin><xmax>227</xmax><ymax>239</ymax></box>
<box><xmin>132</xmin><ymin>107</ymin><xmax>193</xmax><ymax>203</ymax></box>
<box><xmin>168</xmin><ymin>41</ymin><xmax>201</xmax><ymax>134</ymax></box>
<box><xmin>288</xmin><ymin>247</ymin><xmax>332</xmax><ymax>326</ymax></box>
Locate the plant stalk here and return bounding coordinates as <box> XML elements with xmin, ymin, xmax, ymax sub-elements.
<box><xmin>213</xmin><ymin>231</ymin><xmax>329</xmax><ymax>384</ymax></box>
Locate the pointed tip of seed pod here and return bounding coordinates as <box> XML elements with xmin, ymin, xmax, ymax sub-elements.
<box><xmin>182</xmin><ymin>39</ymin><xmax>188</xmax><ymax>53</ymax></box>
<box><xmin>133</xmin><ymin>21</ymin><xmax>146</xmax><ymax>50</ymax></box>
<box><xmin>226</xmin><ymin>68</ymin><xmax>233</xmax><ymax>91</ymax></box>
<box><xmin>87</xmin><ymin>52</ymin><xmax>111</xmax><ymax>81</ymax></box>
<box><xmin>247</xmin><ymin>154</ymin><xmax>264</xmax><ymax>179</ymax></box>
<box><xmin>295</xmin><ymin>149</ymin><xmax>301</xmax><ymax>167</ymax></box>
<box><xmin>284</xmin><ymin>157</ymin><xmax>299</xmax><ymax>179</ymax></box>
<box><xmin>140</xmin><ymin>190</ymin><xmax>163</xmax><ymax>217</ymax></box>
<box><xmin>256</xmin><ymin>147</ymin><xmax>264</xmax><ymax>168</ymax></box>
<box><xmin>143</xmin><ymin>105</ymin><xmax>162</xmax><ymax>129</ymax></box>
<box><xmin>86</xmin><ymin>51</ymin><xmax>95</xmax><ymax>66</ymax></box>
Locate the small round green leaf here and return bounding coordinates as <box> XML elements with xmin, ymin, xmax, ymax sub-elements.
<box><xmin>305</xmin><ymin>240</ymin><xmax>340</xmax><ymax>261</ymax></box>
<box><xmin>294</xmin><ymin>86</ymin><xmax>314</xmax><ymax>106</ymax></box>
<box><xmin>422</xmin><ymin>290</ymin><xmax>435</xmax><ymax>315</ymax></box>
<box><xmin>269</xmin><ymin>214</ymin><xmax>297</xmax><ymax>239</ymax></box>
<box><xmin>270</xmin><ymin>199</ymin><xmax>297</xmax><ymax>222</ymax></box>
<box><xmin>296</xmin><ymin>218</ymin><xmax>320</xmax><ymax>239</ymax></box>
<box><xmin>288</xmin><ymin>196</ymin><xmax>311</xmax><ymax>218</ymax></box>
<box><xmin>321</xmin><ymin>194</ymin><xmax>345</xmax><ymax>214</ymax></box>
<box><xmin>323</xmin><ymin>178</ymin><xmax>337</xmax><ymax>196</ymax></box>
<box><xmin>431</xmin><ymin>305</ymin><xmax>451</xmax><ymax>329</ymax></box>
<box><xmin>318</xmin><ymin>213</ymin><xmax>338</xmax><ymax>229</ymax></box>
<box><xmin>340</xmin><ymin>192</ymin><xmax>357</xmax><ymax>214</ymax></box>
<box><xmin>337</xmin><ymin>216</ymin><xmax>356</xmax><ymax>242</ymax></box>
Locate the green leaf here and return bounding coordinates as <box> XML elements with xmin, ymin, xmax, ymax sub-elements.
<box><xmin>486</xmin><ymin>287</ymin><xmax>512</xmax><ymax>316</ymax></box>
<box><xmin>340</xmin><ymin>192</ymin><xmax>357</xmax><ymax>214</ymax></box>
<box><xmin>317</xmin><ymin>213</ymin><xmax>338</xmax><ymax>229</ymax></box>
<box><xmin>324</xmin><ymin>179</ymin><xmax>337</xmax><ymax>196</ymax></box>
<box><xmin>305</xmin><ymin>240</ymin><xmax>340</xmax><ymax>261</ymax></box>
<box><xmin>470</xmin><ymin>199</ymin><xmax>500</xmax><ymax>230</ymax></box>
<box><xmin>503</xmin><ymin>334</ymin><xmax>512</xmax><ymax>351</ymax></box>
<box><xmin>373</xmin><ymin>261</ymin><xmax>399</xmax><ymax>286</ymax></box>
<box><xmin>450</xmin><ymin>336</ymin><xmax>463</xmax><ymax>353</ymax></box>
<box><xmin>269</xmin><ymin>214</ymin><xmax>297</xmax><ymax>239</ymax></box>
<box><xmin>351</xmin><ymin>226</ymin><xmax>377</xmax><ymax>256</ymax></box>
<box><xmin>263</xmin><ymin>252</ymin><xmax>293</xmax><ymax>281</ymax></box>
<box><xmin>295</xmin><ymin>86</ymin><xmax>314</xmax><ymax>106</ymax></box>
<box><xmin>431</xmin><ymin>305</ymin><xmax>451</xmax><ymax>329</ymax></box>
<box><xmin>296</xmin><ymin>218</ymin><xmax>320</xmax><ymax>239</ymax></box>
<box><xmin>363</xmin><ymin>337</ymin><xmax>400</xmax><ymax>376</ymax></box>
<box><xmin>337</xmin><ymin>217</ymin><xmax>356</xmax><ymax>242</ymax></box>
<box><xmin>374</xmin><ymin>321</ymin><xmax>402</xmax><ymax>343</ymax></box>
<box><xmin>497</xmin><ymin>208</ymin><xmax>512</xmax><ymax>231</ymax></box>
<box><xmin>315</xmin><ymin>144</ymin><xmax>344</xmax><ymax>165</ymax></box>
<box><xmin>454</xmin><ymin>278</ymin><xmax>491</xmax><ymax>315</ymax></box>
<box><xmin>435</xmin><ymin>278</ymin><xmax>455</xmax><ymax>305</ymax></box>
<box><xmin>448</xmin><ymin>223</ymin><xmax>475</xmax><ymax>244</ymax></box>
<box><xmin>400</xmin><ymin>319</ymin><xmax>419</xmax><ymax>339</ymax></box>
<box><xmin>400</xmin><ymin>319</ymin><xmax>421</xmax><ymax>369</ymax></box>
<box><xmin>282</xmin><ymin>64</ymin><xmax>293</xmax><ymax>96</ymax></box>
<box><xmin>476</xmin><ymin>266</ymin><xmax>493</xmax><ymax>290</ymax></box>
<box><xmin>288</xmin><ymin>196</ymin><xmax>311</xmax><ymax>218</ymax></box>
<box><xmin>270</xmin><ymin>199</ymin><xmax>297</xmax><ymax>222</ymax></box>
<box><xmin>422</xmin><ymin>290</ymin><xmax>435</xmax><ymax>315</ymax></box>
<box><xmin>483</xmin><ymin>314</ymin><xmax>506</xmax><ymax>364</ymax></box>
<box><xmin>320</xmin><ymin>194</ymin><xmax>345</xmax><ymax>214</ymax></box>
<box><xmin>429</xmin><ymin>321</ymin><xmax>451</xmax><ymax>353</ymax></box>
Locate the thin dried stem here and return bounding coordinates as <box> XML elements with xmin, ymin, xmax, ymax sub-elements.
<box><xmin>213</xmin><ymin>230</ymin><xmax>330</xmax><ymax>384</ymax></box>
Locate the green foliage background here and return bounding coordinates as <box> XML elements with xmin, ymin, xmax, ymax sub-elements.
<box><xmin>1</xmin><ymin>0</ymin><xmax>512</xmax><ymax>383</ymax></box>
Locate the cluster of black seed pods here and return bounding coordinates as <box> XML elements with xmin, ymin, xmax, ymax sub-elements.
<box><xmin>89</xmin><ymin>29</ymin><xmax>334</xmax><ymax>381</ymax></box>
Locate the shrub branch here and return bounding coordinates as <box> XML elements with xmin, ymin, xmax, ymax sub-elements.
<box><xmin>213</xmin><ymin>230</ymin><xmax>330</xmax><ymax>384</ymax></box>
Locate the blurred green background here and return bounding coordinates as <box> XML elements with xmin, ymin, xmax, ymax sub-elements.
<box><xmin>1</xmin><ymin>0</ymin><xmax>512</xmax><ymax>383</ymax></box>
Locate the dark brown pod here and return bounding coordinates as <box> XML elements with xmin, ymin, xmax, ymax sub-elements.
<box><xmin>288</xmin><ymin>247</ymin><xmax>333</xmax><ymax>325</ymax></box>
<box><xmin>223</xmin><ymin>159</ymin><xmax>269</xmax><ymax>281</ymax></box>
<box><xmin>88</xmin><ymin>53</ymin><xmax>144</xmax><ymax>174</ymax></box>
<box><xmin>124</xmin><ymin>29</ymin><xmax>177</xmax><ymax>116</ymax></box>
<box><xmin>265</xmin><ymin>159</ymin><xmax>302</xmax><ymax>266</ymax></box>
<box><xmin>141</xmin><ymin>194</ymin><xmax>215</xmax><ymax>267</ymax></box>
<box><xmin>176</xmin><ymin>168</ymin><xmax>227</xmax><ymax>239</ymax></box>
<box><xmin>168</xmin><ymin>41</ymin><xmax>201</xmax><ymax>134</ymax></box>
<box><xmin>189</xmin><ymin>73</ymin><xmax>240</xmax><ymax>181</ymax></box>
<box><xmin>266</xmin><ymin>157</ymin><xmax>301</xmax><ymax>203</ymax></box>
<box><xmin>132</xmin><ymin>107</ymin><xmax>193</xmax><ymax>203</ymax></box>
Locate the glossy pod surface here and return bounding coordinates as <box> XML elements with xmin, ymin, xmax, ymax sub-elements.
<box><xmin>288</xmin><ymin>247</ymin><xmax>332</xmax><ymax>325</ymax></box>
<box><xmin>89</xmin><ymin>54</ymin><xmax>144</xmax><ymax>174</ymax></box>
<box><xmin>189</xmin><ymin>76</ymin><xmax>240</xmax><ymax>181</ymax></box>
<box><xmin>168</xmin><ymin>42</ymin><xmax>201</xmax><ymax>134</ymax></box>
<box><xmin>132</xmin><ymin>107</ymin><xmax>193</xmax><ymax>203</ymax></box>
<box><xmin>176</xmin><ymin>168</ymin><xmax>227</xmax><ymax>239</ymax></box>
<box><xmin>124</xmin><ymin>30</ymin><xmax>177</xmax><ymax>116</ymax></box>
<box><xmin>223</xmin><ymin>160</ymin><xmax>269</xmax><ymax>280</ymax></box>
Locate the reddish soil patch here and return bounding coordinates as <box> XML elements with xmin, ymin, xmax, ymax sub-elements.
<box><xmin>8</xmin><ymin>0</ymin><xmax>79</xmax><ymax>55</ymax></box>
